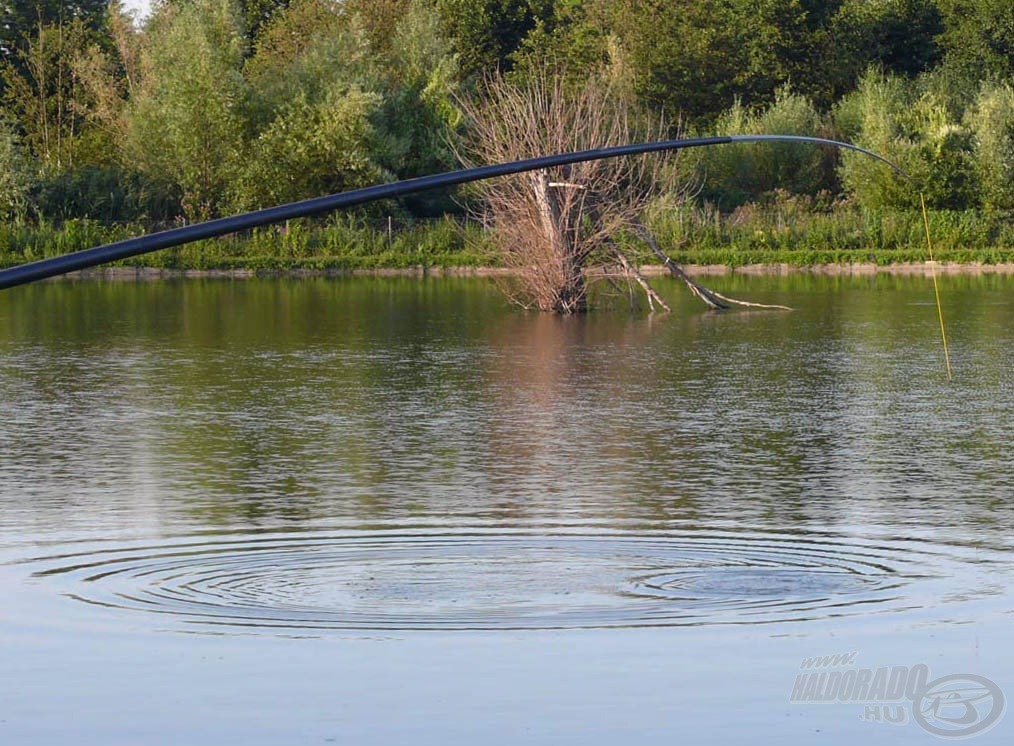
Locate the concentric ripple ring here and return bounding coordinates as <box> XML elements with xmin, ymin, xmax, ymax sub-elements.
<box><xmin>19</xmin><ymin>529</ymin><xmax>958</xmax><ymax>632</ymax></box>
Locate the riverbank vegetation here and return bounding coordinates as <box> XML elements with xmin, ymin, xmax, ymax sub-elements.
<box><xmin>5</xmin><ymin>197</ymin><xmax>1011</xmax><ymax>272</ymax></box>
<box><xmin>1</xmin><ymin>0</ymin><xmax>1013</xmax><ymax>272</ymax></box>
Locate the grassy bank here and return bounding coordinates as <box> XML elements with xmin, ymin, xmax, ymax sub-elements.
<box><xmin>3</xmin><ymin>199</ymin><xmax>1014</xmax><ymax>272</ymax></box>
<box><xmin>0</xmin><ymin>216</ymin><xmax>494</xmax><ymax>272</ymax></box>
<box><xmin>646</xmin><ymin>196</ymin><xmax>1014</xmax><ymax>267</ymax></box>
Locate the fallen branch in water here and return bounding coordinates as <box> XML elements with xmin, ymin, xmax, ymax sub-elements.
<box><xmin>706</xmin><ymin>288</ymin><xmax>794</xmax><ymax>311</ymax></box>
<box><xmin>632</xmin><ymin>220</ymin><xmax>793</xmax><ymax>311</ymax></box>
<box><xmin>613</xmin><ymin>247</ymin><xmax>672</xmax><ymax>312</ymax></box>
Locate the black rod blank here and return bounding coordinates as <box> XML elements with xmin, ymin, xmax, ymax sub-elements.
<box><xmin>0</xmin><ymin>135</ymin><xmax>904</xmax><ymax>290</ymax></box>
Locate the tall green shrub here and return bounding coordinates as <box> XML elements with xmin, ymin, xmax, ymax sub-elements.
<box><xmin>125</xmin><ymin>0</ymin><xmax>251</xmax><ymax>220</ymax></box>
<box><xmin>967</xmin><ymin>82</ymin><xmax>1014</xmax><ymax>212</ymax></box>
<box><xmin>699</xmin><ymin>87</ymin><xmax>832</xmax><ymax>204</ymax></box>
<box><xmin>0</xmin><ymin>20</ymin><xmax>95</xmax><ymax>172</ymax></box>
<box><xmin>239</xmin><ymin>87</ymin><xmax>383</xmax><ymax>208</ymax></box>
<box><xmin>237</xmin><ymin>0</ymin><xmax>384</xmax><ymax>209</ymax></box>
<box><xmin>0</xmin><ymin>121</ymin><xmax>31</xmax><ymax>220</ymax></box>
<box><xmin>374</xmin><ymin>0</ymin><xmax>461</xmax><ymax>180</ymax></box>
<box><xmin>835</xmin><ymin>69</ymin><xmax>978</xmax><ymax>209</ymax></box>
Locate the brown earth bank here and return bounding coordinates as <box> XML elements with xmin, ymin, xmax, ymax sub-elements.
<box><xmin>34</xmin><ymin>262</ymin><xmax>1014</xmax><ymax>282</ymax></box>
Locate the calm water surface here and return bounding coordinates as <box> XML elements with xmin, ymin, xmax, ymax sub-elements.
<box><xmin>1</xmin><ymin>275</ymin><xmax>1012</xmax><ymax>743</ymax></box>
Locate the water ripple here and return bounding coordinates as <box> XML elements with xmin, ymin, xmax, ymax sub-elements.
<box><xmin>16</xmin><ymin>528</ymin><xmax>974</xmax><ymax>632</ymax></box>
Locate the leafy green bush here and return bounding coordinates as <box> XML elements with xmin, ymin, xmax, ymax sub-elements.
<box><xmin>967</xmin><ymin>82</ymin><xmax>1014</xmax><ymax>212</ymax></box>
<box><xmin>697</xmin><ymin>87</ymin><xmax>835</xmax><ymax>205</ymax></box>
<box><xmin>29</xmin><ymin>167</ymin><xmax>181</xmax><ymax>223</ymax></box>
<box><xmin>835</xmin><ymin>69</ymin><xmax>979</xmax><ymax>210</ymax></box>
<box><xmin>125</xmin><ymin>0</ymin><xmax>250</xmax><ymax>221</ymax></box>
<box><xmin>0</xmin><ymin>121</ymin><xmax>31</xmax><ymax>220</ymax></box>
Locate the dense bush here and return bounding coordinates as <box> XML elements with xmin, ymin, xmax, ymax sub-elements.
<box><xmin>696</xmin><ymin>88</ymin><xmax>836</xmax><ymax>205</ymax></box>
<box><xmin>834</xmin><ymin>69</ymin><xmax>979</xmax><ymax>210</ymax></box>
<box><xmin>967</xmin><ymin>83</ymin><xmax>1014</xmax><ymax>213</ymax></box>
<box><xmin>29</xmin><ymin>167</ymin><xmax>181</xmax><ymax>223</ymax></box>
<box><xmin>0</xmin><ymin>121</ymin><xmax>30</xmax><ymax>220</ymax></box>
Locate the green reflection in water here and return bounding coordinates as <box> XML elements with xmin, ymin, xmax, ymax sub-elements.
<box><xmin>0</xmin><ymin>275</ymin><xmax>1011</xmax><ymax>547</ymax></box>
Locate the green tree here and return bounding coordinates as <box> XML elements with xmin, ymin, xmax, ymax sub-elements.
<box><xmin>372</xmin><ymin>1</ymin><xmax>460</xmax><ymax>189</ymax></box>
<box><xmin>238</xmin><ymin>0</ymin><xmax>289</xmax><ymax>42</ymax></box>
<box><xmin>967</xmin><ymin>82</ymin><xmax>1014</xmax><ymax>212</ymax></box>
<box><xmin>1</xmin><ymin>19</ymin><xmax>92</xmax><ymax>171</ymax></box>
<box><xmin>509</xmin><ymin>0</ymin><xmax>620</xmax><ymax>84</ymax></box>
<box><xmin>343</xmin><ymin>0</ymin><xmax>410</xmax><ymax>54</ymax></box>
<box><xmin>125</xmin><ymin>0</ymin><xmax>250</xmax><ymax>219</ymax></box>
<box><xmin>605</xmin><ymin>0</ymin><xmax>833</xmax><ymax>125</ymax></box>
<box><xmin>0</xmin><ymin>0</ymin><xmax>107</xmax><ymax>59</ymax></box>
<box><xmin>0</xmin><ymin>118</ymin><xmax>31</xmax><ymax>218</ymax></box>
<box><xmin>239</xmin><ymin>87</ymin><xmax>382</xmax><ymax>209</ymax></box>
<box><xmin>826</xmin><ymin>0</ymin><xmax>942</xmax><ymax>97</ymax></box>
<box><xmin>533</xmin><ymin>0</ymin><xmax>944</xmax><ymax>123</ymax></box>
<box><xmin>238</xmin><ymin>0</ymin><xmax>383</xmax><ymax>209</ymax></box>
<box><xmin>937</xmin><ymin>0</ymin><xmax>1014</xmax><ymax>83</ymax></box>
<box><xmin>731</xmin><ymin>0</ymin><xmax>814</xmax><ymax>101</ymax></box>
<box><xmin>835</xmin><ymin>69</ymin><xmax>978</xmax><ymax>210</ymax></box>
<box><xmin>242</xmin><ymin>0</ymin><xmax>355</xmax><ymax>111</ymax></box>
<box><xmin>239</xmin><ymin>0</ymin><xmax>460</xmax><ymax>213</ymax></box>
<box><xmin>608</xmin><ymin>0</ymin><xmax>746</xmax><ymax>124</ymax></box>
<box><xmin>436</xmin><ymin>0</ymin><xmax>553</xmax><ymax>79</ymax></box>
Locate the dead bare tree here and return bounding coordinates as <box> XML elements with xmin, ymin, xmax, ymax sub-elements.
<box><xmin>457</xmin><ymin>71</ymin><xmax>693</xmax><ymax>313</ymax></box>
<box><xmin>458</xmin><ymin>70</ymin><xmax>792</xmax><ymax>314</ymax></box>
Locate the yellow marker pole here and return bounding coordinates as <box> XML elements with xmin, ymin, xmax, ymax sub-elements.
<box><xmin>920</xmin><ymin>193</ymin><xmax>953</xmax><ymax>381</ymax></box>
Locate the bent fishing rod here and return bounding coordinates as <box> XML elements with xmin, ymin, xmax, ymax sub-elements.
<box><xmin>0</xmin><ymin>135</ymin><xmax>908</xmax><ymax>291</ymax></box>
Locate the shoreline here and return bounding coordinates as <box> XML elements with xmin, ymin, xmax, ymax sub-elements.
<box><xmin>28</xmin><ymin>261</ymin><xmax>1014</xmax><ymax>282</ymax></box>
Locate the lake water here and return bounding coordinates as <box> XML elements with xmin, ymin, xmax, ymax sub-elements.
<box><xmin>1</xmin><ymin>274</ymin><xmax>1011</xmax><ymax>743</ymax></box>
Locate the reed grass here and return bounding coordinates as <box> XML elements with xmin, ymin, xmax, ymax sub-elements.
<box><xmin>2</xmin><ymin>197</ymin><xmax>1012</xmax><ymax>272</ymax></box>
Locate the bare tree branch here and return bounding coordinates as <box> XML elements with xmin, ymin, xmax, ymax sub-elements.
<box><xmin>631</xmin><ymin>220</ymin><xmax>793</xmax><ymax>312</ymax></box>
<box><xmin>613</xmin><ymin>246</ymin><xmax>671</xmax><ymax>312</ymax></box>
<box><xmin>457</xmin><ymin>70</ymin><xmax>688</xmax><ymax>313</ymax></box>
